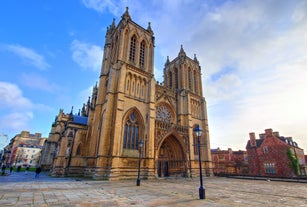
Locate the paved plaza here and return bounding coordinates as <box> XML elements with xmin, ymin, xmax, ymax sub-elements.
<box><xmin>0</xmin><ymin>172</ymin><xmax>307</xmax><ymax>206</ymax></box>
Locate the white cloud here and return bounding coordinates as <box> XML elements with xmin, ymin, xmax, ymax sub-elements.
<box><xmin>0</xmin><ymin>82</ymin><xmax>34</xmax><ymax>134</ymax></box>
<box><xmin>0</xmin><ymin>82</ymin><xmax>53</xmax><ymax>137</ymax></box>
<box><xmin>20</xmin><ymin>73</ymin><xmax>60</xmax><ymax>93</ymax></box>
<box><xmin>81</xmin><ymin>0</ymin><xmax>307</xmax><ymax>150</ymax></box>
<box><xmin>0</xmin><ymin>82</ymin><xmax>32</xmax><ymax>110</ymax></box>
<box><xmin>5</xmin><ymin>44</ymin><xmax>50</xmax><ymax>70</ymax></box>
<box><xmin>0</xmin><ymin>112</ymin><xmax>33</xmax><ymax>132</ymax></box>
<box><xmin>81</xmin><ymin>0</ymin><xmax>124</xmax><ymax>15</ymax></box>
<box><xmin>71</xmin><ymin>40</ymin><xmax>103</xmax><ymax>71</ymax></box>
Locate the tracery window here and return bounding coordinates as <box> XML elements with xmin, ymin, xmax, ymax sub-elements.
<box><xmin>129</xmin><ymin>35</ymin><xmax>136</xmax><ymax>63</ymax></box>
<box><xmin>188</xmin><ymin>68</ymin><xmax>192</xmax><ymax>90</ymax></box>
<box><xmin>169</xmin><ymin>71</ymin><xmax>172</xmax><ymax>88</ymax></box>
<box><xmin>156</xmin><ymin>105</ymin><xmax>171</xmax><ymax>123</ymax></box>
<box><xmin>175</xmin><ymin>68</ymin><xmax>178</xmax><ymax>89</ymax></box>
<box><xmin>194</xmin><ymin>70</ymin><xmax>198</xmax><ymax>93</ymax></box>
<box><xmin>123</xmin><ymin>112</ymin><xmax>139</xmax><ymax>150</ymax></box>
<box><xmin>139</xmin><ymin>40</ymin><xmax>145</xmax><ymax>68</ymax></box>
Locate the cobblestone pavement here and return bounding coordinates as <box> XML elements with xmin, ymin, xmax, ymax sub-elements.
<box><xmin>0</xmin><ymin>172</ymin><xmax>307</xmax><ymax>206</ymax></box>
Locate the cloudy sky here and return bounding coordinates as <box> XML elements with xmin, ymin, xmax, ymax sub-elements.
<box><xmin>1</xmin><ymin>0</ymin><xmax>307</xmax><ymax>151</ymax></box>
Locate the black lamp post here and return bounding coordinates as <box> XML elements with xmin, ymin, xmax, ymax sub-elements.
<box><xmin>136</xmin><ymin>140</ymin><xmax>143</xmax><ymax>186</ymax></box>
<box><xmin>193</xmin><ymin>125</ymin><xmax>205</xmax><ymax>199</ymax></box>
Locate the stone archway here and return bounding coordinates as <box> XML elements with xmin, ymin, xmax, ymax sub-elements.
<box><xmin>157</xmin><ymin>135</ymin><xmax>187</xmax><ymax>177</ymax></box>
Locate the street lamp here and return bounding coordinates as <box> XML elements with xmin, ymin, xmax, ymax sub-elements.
<box><xmin>136</xmin><ymin>140</ymin><xmax>143</xmax><ymax>186</ymax></box>
<box><xmin>193</xmin><ymin>125</ymin><xmax>205</xmax><ymax>199</ymax></box>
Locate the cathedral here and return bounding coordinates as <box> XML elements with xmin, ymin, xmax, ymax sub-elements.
<box><xmin>40</xmin><ymin>8</ymin><xmax>212</xmax><ymax>180</ymax></box>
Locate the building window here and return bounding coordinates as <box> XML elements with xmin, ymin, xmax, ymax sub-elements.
<box><xmin>263</xmin><ymin>146</ymin><xmax>268</xmax><ymax>154</ymax></box>
<box><xmin>139</xmin><ymin>40</ymin><xmax>145</xmax><ymax>68</ymax></box>
<box><xmin>264</xmin><ymin>162</ymin><xmax>276</xmax><ymax>174</ymax></box>
<box><xmin>76</xmin><ymin>144</ymin><xmax>81</xmax><ymax>156</ymax></box>
<box><xmin>169</xmin><ymin>71</ymin><xmax>172</xmax><ymax>88</ymax></box>
<box><xmin>194</xmin><ymin>70</ymin><xmax>198</xmax><ymax>93</ymax></box>
<box><xmin>175</xmin><ymin>68</ymin><xmax>178</xmax><ymax>89</ymax></box>
<box><xmin>129</xmin><ymin>35</ymin><xmax>136</xmax><ymax>63</ymax></box>
<box><xmin>188</xmin><ymin>68</ymin><xmax>192</xmax><ymax>90</ymax></box>
<box><xmin>123</xmin><ymin>112</ymin><xmax>139</xmax><ymax>150</ymax></box>
<box><xmin>218</xmin><ymin>155</ymin><xmax>225</xmax><ymax>160</ymax></box>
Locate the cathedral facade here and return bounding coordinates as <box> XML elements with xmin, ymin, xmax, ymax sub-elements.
<box><xmin>42</xmin><ymin>8</ymin><xmax>212</xmax><ymax>179</ymax></box>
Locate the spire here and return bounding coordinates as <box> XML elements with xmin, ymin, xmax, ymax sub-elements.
<box><xmin>81</xmin><ymin>103</ymin><xmax>87</xmax><ymax>116</ymax></box>
<box><xmin>165</xmin><ymin>56</ymin><xmax>170</xmax><ymax>66</ymax></box>
<box><xmin>178</xmin><ymin>45</ymin><xmax>186</xmax><ymax>57</ymax></box>
<box><xmin>70</xmin><ymin>106</ymin><xmax>74</xmax><ymax>115</ymax></box>
<box><xmin>111</xmin><ymin>18</ymin><xmax>116</xmax><ymax>29</ymax></box>
<box><xmin>121</xmin><ymin>7</ymin><xmax>131</xmax><ymax>22</ymax></box>
<box><xmin>147</xmin><ymin>22</ymin><xmax>153</xmax><ymax>34</ymax></box>
<box><xmin>92</xmin><ymin>82</ymin><xmax>98</xmax><ymax>98</ymax></box>
<box><xmin>69</xmin><ymin>106</ymin><xmax>74</xmax><ymax>121</ymax></box>
<box><xmin>87</xmin><ymin>96</ymin><xmax>91</xmax><ymax>105</ymax></box>
<box><xmin>194</xmin><ymin>54</ymin><xmax>199</xmax><ymax>64</ymax></box>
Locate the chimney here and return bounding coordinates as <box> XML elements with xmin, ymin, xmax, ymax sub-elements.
<box><xmin>265</xmin><ymin>128</ymin><xmax>273</xmax><ymax>136</ymax></box>
<box><xmin>249</xmin><ymin>132</ymin><xmax>256</xmax><ymax>147</ymax></box>
<box><xmin>273</xmin><ymin>131</ymin><xmax>279</xmax><ymax>137</ymax></box>
<box><xmin>21</xmin><ymin>131</ymin><xmax>30</xmax><ymax>137</ymax></box>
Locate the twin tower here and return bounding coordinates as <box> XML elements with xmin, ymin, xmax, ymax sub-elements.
<box><xmin>42</xmin><ymin>7</ymin><xmax>212</xmax><ymax>179</ymax></box>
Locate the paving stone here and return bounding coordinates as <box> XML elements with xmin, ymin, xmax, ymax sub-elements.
<box><xmin>1</xmin><ymin>172</ymin><xmax>307</xmax><ymax>206</ymax></box>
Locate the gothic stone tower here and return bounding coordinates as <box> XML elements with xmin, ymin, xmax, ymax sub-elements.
<box><xmin>48</xmin><ymin>7</ymin><xmax>212</xmax><ymax>179</ymax></box>
<box><xmin>89</xmin><ymin>7</ymin><xmax>156</xmax><ymax>179</ymax></box>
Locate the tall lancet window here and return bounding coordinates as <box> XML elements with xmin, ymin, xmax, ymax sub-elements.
<box><xmin>169</xmin><ymin>71</ymin><xmax>173</xmax><ymax>89</ymax></box>
<box><xmin>188</xmin><ymin>68</ymin><xmax>192</xmax><ymax>90</ymax></box>
<box><xmin>129</xmin><ymin>35</ymin><xmax>136</xmax><ymax>63</ymax></box>
<box><xmin>139</xmin><ymin>40</ymin><xmax>145</xmax><ymax>68</ymax></box>
<box><xmin>194</xmin><ymin>70</ymin><xmax>198</xmax><ymax>93</ymax></box>
<box><xmin>175</xmin><ymin>68</ymin><xmax>178</xmax><ymax>89</ymax></box>
<box><xmin>123</xmin><ymin>112</ymin><xmax>139</xmax><ymax>150</ymax></box>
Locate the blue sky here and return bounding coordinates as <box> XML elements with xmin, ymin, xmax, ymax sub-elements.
<box><xmin>1</xmin><ymin>0</ymin><xmax>307</xmax><ymax>152</ymax></box>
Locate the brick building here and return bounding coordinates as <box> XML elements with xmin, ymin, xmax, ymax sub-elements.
<box><xmin>211</xmin><ymin>148</ymin><xmax>248</xmax><ymax>175</ymax></box>
<box><xmin>4</xmin><ymin>131</ymin><xmax>47</xmax><ymax>167</ymax></box>
<box><xmin>246</xmin><ymin>128</ymin><xmax>306</xmax><ymax>177</ymax></box>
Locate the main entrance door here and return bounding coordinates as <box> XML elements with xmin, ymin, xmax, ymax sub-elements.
<box><xmin>157</xmin><ymin>135</ymin><xmax>186</xmax><ymax>177</ymax></box>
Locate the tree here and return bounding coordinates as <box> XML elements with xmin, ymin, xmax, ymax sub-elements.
<box><xmin>286</xmin><ymin>147</ymin><xmax>300</xmax><ymax>176</ymax></box>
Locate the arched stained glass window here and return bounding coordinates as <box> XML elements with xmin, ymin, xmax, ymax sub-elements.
<box><xmin>194</xmin><ymin>70</ymin><xmax>198</xmax><ymax>93</ymax></box>
<box><xmin>188</xmin><ymin>68</ymin><xmax>192</xmax><ymax>90</ymax></box>
<box><xmin>169</xmin><ymin>71</ymin><xmax>172</xmax><ymax>88</ymax></box>
<box><xmin>175</xmin><ymin>68</ymin><xmax>178</xmax><ymax>89</ymax></box>
<box><xmin>139</xmin><ymin>40</ymin><xmax>145</xmax><ymax>68</ymax></box>
<box><xmin>129</xmin><ymin>35</ymin><xmax>136</xmax><ymax>63</ymax></box>
<box><xmin>123</xmin><ymin>112</ymin><xmax>139</xmax><ymax>149</ymax></box>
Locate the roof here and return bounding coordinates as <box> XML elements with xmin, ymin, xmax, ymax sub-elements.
<box><xmin>246</xmin><ymin>139</ymin><xmax>265</xmax><ymax>149</ymax></box>
<box><xmin>72</xmin><ymin>115</ymin><xmax>88</xmax><ymax>126</ymax></box>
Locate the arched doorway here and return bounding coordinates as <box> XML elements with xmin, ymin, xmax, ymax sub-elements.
<box><xmin>157</xmin><ymin>135</ymin><xmax>187</xmax><ymax>177</ymax></box>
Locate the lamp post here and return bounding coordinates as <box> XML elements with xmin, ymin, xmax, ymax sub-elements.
<box><xmin>136</xmin><ymin>140</ymin><xmax>143</xmax><ymax>186</ymax></box>
<box><xmin>193</xmin><ymin>125</ymin><xmax>205</xmax><ymax>199</ymax></box>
